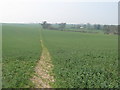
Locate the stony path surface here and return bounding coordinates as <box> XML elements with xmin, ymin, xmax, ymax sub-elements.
<box><xmin>31</xmin><ymin>40</ymin><xmax>54</xmax><ymax>88</ymax></box>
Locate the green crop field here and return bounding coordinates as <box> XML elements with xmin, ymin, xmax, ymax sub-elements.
<box><xmin>2</xmin><ymin>24</ymin><xmax>118</xmax><ymax>88</ymax></box>
<box><xmin>2</xmin><ymin>24</ymin><xmax>42</xmax><ymax>88</ymax></box>
<box><xmin>42</xmin><ymin>29</ymin><xmax>118</xmax><ymax>88</ymax></box>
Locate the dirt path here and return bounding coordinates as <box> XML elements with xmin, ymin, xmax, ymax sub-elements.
<box><xmin>31</xmin><ymin>40</ymin><xmax>54</xmax><ymax>88</ymax></box>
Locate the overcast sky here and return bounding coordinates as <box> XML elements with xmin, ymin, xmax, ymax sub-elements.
<box><xmin>0</xmin><ymin>0</ymin><xmax>119</xmax><ymax>25</ymax></box>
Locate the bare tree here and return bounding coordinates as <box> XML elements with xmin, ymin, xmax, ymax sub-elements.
<box><xmin>41</xmin><ymin>21</ymin><xmax>51</xmax><ymax>29</ymax></box>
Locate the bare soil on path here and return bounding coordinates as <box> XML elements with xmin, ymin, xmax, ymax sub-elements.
<box><xmin>31</xmin><ymin>40</ymin><xmax>54</xmax><ymax>88</ymax></box>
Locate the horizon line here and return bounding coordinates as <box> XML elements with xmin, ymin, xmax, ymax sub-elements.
<box><xmin>1</xmin><ymin>22</ymin><xmax>118</xmax><ymax>25</ymax></box>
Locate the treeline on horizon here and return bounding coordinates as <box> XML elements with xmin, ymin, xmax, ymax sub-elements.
<box><xmin>2</xmin><ymin>22</ymin><xmax>119</xmax><ymax>35</ymax></box>
<box><xmin>40</xmin><ymin>21</ymin><xmax>118</xmax><ymax>35</ymax></box>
